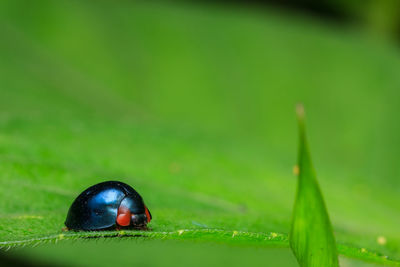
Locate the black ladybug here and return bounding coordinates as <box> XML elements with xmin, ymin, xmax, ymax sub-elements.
<box><xmin>65</xmin><ymin>181</ymin><xmax>152</xmax><ymax>231</ymax></box>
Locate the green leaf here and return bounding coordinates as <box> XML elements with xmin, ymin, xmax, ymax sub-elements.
<box><xmin>290</xmin><ymin>104</ymin><xmax>339</xmax><ymax>267</ymax></box>
<box><xmin>1</xmin><ymin>1</ymin><xmax>400</xmax><ymax>266</ymax></box>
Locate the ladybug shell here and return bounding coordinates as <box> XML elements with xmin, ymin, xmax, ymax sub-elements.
<box><xmin>65</xmin><ymin>181</ymin><xmax>151</xmax><ymax>230</ymax></box>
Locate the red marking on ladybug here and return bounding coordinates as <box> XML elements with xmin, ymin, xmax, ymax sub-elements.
<box><xmin>144</xmin><ymin>205</ymin><xmax>152</xmax><ymax>223</ymax></box>
<box><xmin>117</xmin><ymin>206</ymin><xmax>131</xmax><ymax>226</ymax></box>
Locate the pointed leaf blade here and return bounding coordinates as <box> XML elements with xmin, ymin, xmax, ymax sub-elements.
<box><xmin>290</xmin><ymin>104</ymin><xmax>339</xmax><ymax>267</ymax></box>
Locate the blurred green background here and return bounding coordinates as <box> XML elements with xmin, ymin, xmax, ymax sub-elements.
<box><xmin>1</xmin><ymin>0</ymin><xmax>400</xmax><ymax>266</ymax></box>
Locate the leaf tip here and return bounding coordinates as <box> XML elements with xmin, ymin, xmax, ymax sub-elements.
<box><xmin>296</xmin><ymin>103</ymin><xmax>305</xmax><ymax>121</ymax></box>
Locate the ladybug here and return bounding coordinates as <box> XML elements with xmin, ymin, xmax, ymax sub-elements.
<box><xmin>65</xmin><ymin>181</ymin><xmax>152</xmax><ymax>231</ymax></box>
